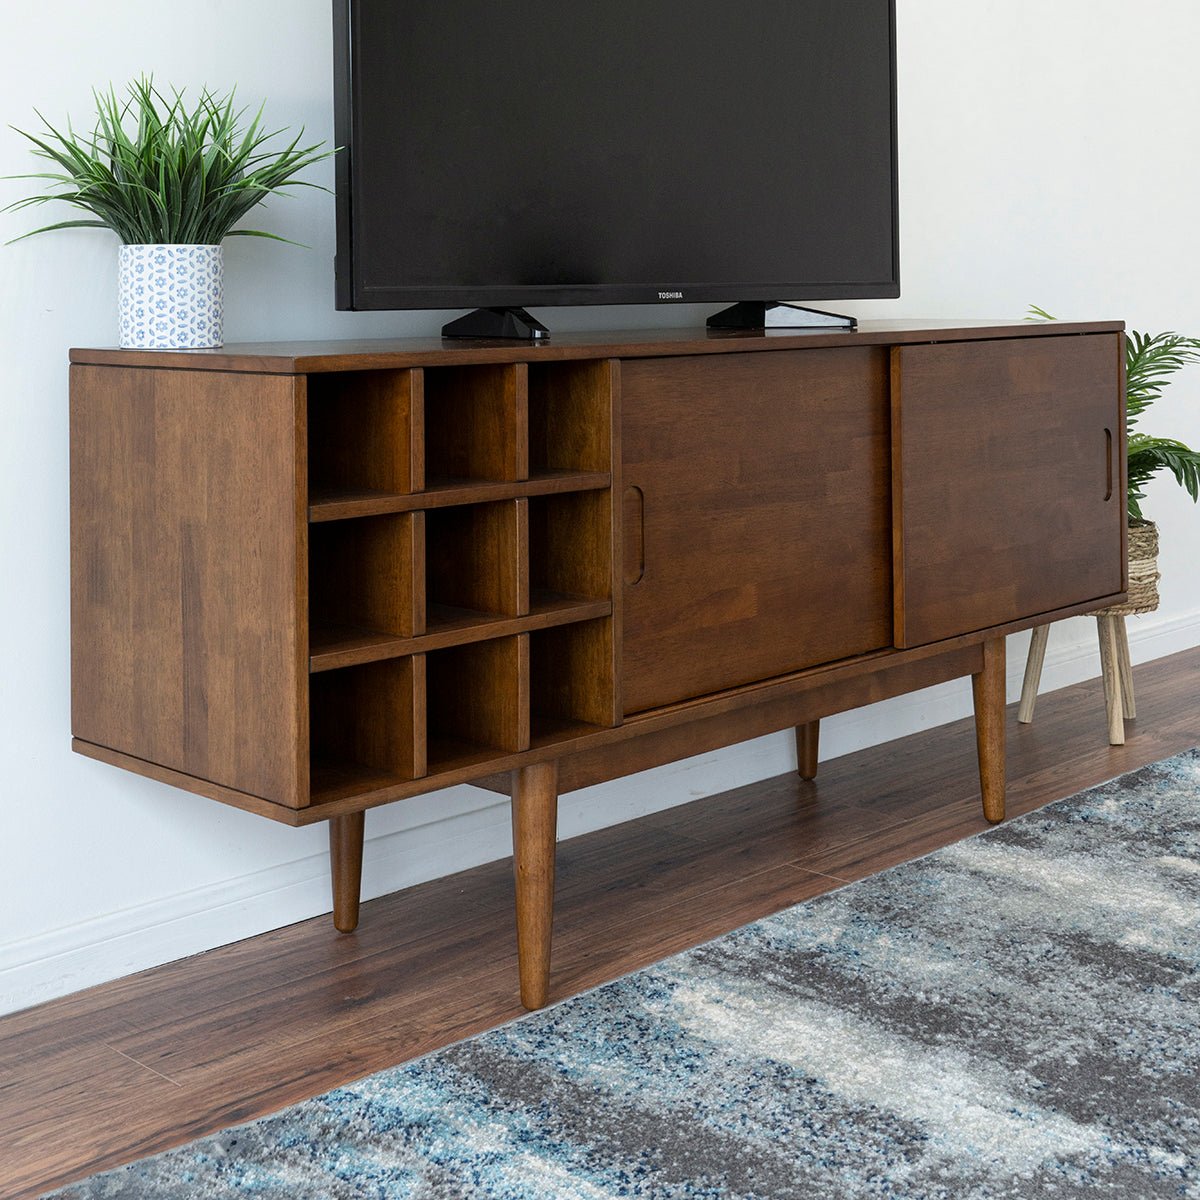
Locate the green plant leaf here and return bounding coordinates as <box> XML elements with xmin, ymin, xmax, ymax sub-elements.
<box><xmin>5</xmin><ymin>77</ymin><xmax>336</xmax><ymax>245</ymax></box>
<box><xmin>5</xmin><ymin>218</ymin><xmax>111</xmax><ymax>244</ymax></box>
<box><xmin>223</xmin><ymin>228</ymin><xmax>308</xmax><ymax>246</ymax></box>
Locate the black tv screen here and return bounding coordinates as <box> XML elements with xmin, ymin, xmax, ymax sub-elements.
<box><xmin>334</xmin><ymin>0</ymin><xmax>898</xmax><ymax>315</ymax></box>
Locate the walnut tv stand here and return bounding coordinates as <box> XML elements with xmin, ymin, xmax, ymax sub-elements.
<box><xmin>69</xmin><ymin>320</ymin><xmax>1127</xmax><ymax>1010</ymax></box>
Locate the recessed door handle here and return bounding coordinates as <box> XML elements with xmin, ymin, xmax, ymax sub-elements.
<box><xmin>623</xmin><ymin>485</ymin><xmax>645</xmax><ymax>585</ymax></box>
<box><xmin>1104</xmin><ymin>427</ymin><xmax>1113</xmax><ymax>502</ymax></box>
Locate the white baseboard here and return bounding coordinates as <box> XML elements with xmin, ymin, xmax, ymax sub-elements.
<box><xmin>4</xmin><ymin>609</ymin><xmax>1197</xmax><ymax>1016</ymax></box>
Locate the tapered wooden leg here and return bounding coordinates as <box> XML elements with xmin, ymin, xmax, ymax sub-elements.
<box><xmin>795</xmin><ymin>720</ymin><xmax>820</xmax><ymax>780</ymax></box>
<box><xmin>972</xmin><ymin>637</ymin><xmax>1006</xmax><ymax>824</ymax></box>
<box><xmin>329</xmin><ymin>811</ymin><xmax>365</xmax><ymax>933</ymax></box>
<box><xmin>512</xmin><ymin>760</ymin><xmax>559</xmax><ymax>1011</ymax></box>
<box><xmin>1017</xmin><ymin>624</ymin><xmax>1050</xmax><ymax>724</ymax></box>
<box><xmin>1114</xmin><ymin>614</ymin><xmax>1136</xmax><ymax>719</ymax></box>
<box><xmin>1097</xmin><ymin>615</ymin><xmax>1125</xmax><ymax>745</ymax></box>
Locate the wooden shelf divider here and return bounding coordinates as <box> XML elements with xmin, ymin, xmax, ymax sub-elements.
<box><xmin>308</xmin><ymin>470</ymin><xmax>610</xmax><ymax>523</ymax></box>
<box><xmin>309</xmin><ymin>596</ymin><xmax>613</xmax><ymax>672</ymax></box>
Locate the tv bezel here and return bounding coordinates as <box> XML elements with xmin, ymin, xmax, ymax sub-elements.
<box><xmin>332</xmin><ymin>0</ymin><xmax>900</xmax><ymax>314</ymax></box>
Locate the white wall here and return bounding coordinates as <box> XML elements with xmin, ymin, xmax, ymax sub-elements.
<box><xmin>2</xmin><ymin>1</ymin><xmax>1198</xmax><ymax>1015</ymax></box>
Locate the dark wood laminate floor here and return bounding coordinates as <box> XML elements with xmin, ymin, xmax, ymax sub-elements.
<box><xmin>3</xmin><ymin>647</ymin><xmax>1198</xmax><ymax>1199</ymax></box>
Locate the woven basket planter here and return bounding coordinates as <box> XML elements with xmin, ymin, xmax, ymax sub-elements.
<box><xmin>1095</xmin><ymin>519</ymin><xmax>1159</xmax><ymax>616</ymax></box>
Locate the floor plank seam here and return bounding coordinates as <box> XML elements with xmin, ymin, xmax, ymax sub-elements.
<box><xmin>789</xmin><ymin>866</ymin><xmax>854</xmax><ymax>885</ymax></box>
<box><xmin>102</xmin><ymin>1041</ymin><xmax>184</xmax><ymax>1089</ymax></box>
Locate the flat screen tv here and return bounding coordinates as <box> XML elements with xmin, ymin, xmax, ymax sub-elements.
<box><xmin>333</xmin><ymin>0</ymin><xmax>898</xmax><ymax>337</ymax></box>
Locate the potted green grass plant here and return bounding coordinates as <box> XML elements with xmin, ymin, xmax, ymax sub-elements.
<box><xmin>6</xmin><ymin>78</ymin><xmax>332</xmax><ymax>349</ymax></box>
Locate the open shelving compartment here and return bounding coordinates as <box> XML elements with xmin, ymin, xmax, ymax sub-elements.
<box><xmin>529</xmin><ymin>489</ymin><xmax>612</xmax><ymax>605</ymax></box>
<box><xmin>528</xmin><ymin>355</ymin><xmax>615</xmax><ymax>604</ymax></box>
<box><xmin>425</xmin><ymin>499</ymin><xmax>526</xmax><ymax>634</ymax></box>
<box><xmin>425</xmin><ymin>636</ymin><xmax>530</xmax><ymax>776</ymax></box>
<box><xmin>526</xmin><ymin>362</ymin><xmax>618</xmax><ymax>747</ymax></box>
<box><xmin>305</xmin><ymin>354</ymin><xmax>621</xmax><ymax>804</ymax></box>
<box><xmin>424</xmin><ymin>363</ymin><xmax>526</xmax><ymax>487</ymax></box>
<box><xmin>309</xmin><ymin>655</ymin><xmax>426</xmax><ymax>803</ymax></box>
<box><xmin>307</xmin><ymin>369</ymin><xmax>423</xmax><ymax>515</ymax></box>
<box><xmin>530</xmin><ymin>618</ymin><xmax>618</xmax><ymax>747</ymax></box>
<box><xmin>308</xmin><ymin>512</ymin><xmax>425</xmax><ymax>663</ymax></box>
<box><xmin>528</xmin><ymin>359</ymin><xmax>613</xmax><ymax>478</ymax></box>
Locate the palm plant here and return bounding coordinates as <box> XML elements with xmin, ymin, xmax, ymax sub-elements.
<box><xmin>5</xmin><ymin>77</ymin><xmax>332</xmax><ymax>245</ymax></box>
<box><xmin>1124</xmin><ymin>331</ymin><xmax>1200</xmax><ymax>519</ymax></box>
<box><xmin>1029</xmin><ymin>307</ymin><xmax>1200</xmax><ymax>520</ymax></box>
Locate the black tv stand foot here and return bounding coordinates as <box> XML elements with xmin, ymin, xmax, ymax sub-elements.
<box><xmin>706</xmin><ymin>302</ymin><xmax>857</xmax><ymax>331</ymax></box>
<box><xmin>442</xmin><ymin>307</ymin><xmax>550</xmax><ymax>341</ymax></box>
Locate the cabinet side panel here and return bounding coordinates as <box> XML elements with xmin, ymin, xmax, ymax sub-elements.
<box><xmin>70</xmin><ymin>365</ymin><xmax>304</xmax><ymax>805</ymax></box>
<box><xmin>894</xmin><ymin>335</ymin><xmax>1125</xmax><ymax>647</ymax></box>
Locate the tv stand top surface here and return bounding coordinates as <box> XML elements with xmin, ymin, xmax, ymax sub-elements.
<box><xmin>69</xmin><ymin>319</ymin><xmax>1124</xmax><ymax>376</ymax></box>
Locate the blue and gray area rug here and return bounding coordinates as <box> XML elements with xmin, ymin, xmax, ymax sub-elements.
<box><xmin>50</xmin><ymin>749</ymin><xmax>1200</xmax><ymax>1199</ymax></box>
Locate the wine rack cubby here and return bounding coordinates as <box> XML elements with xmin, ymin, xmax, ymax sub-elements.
<box><xmin>425</xmin><ymin>500</ymin><xmax>525</xmax><ymax>622</ymax></box>
<box><xmin>528</xmin><ymin>360</ymin><xmax>612</xmax><ymax>475</ymax></box>
<box><xmin>530</xmin><ymin>491</ymin><xmax>612</xmax><ymax>605</ymax></box>
<box><xmin>310</xmin><ymin>657</ymin><xmax>425</xmax><ymax>797</ymax></box>
<box><xmin>425</xmin><ymin>364</ymin><xmax>526</xmax><ymax>484</ymax></box>
<box><xmin>426</xmin><ymin>637</ymin><xmax>529</xmax><ymax>774</ymax></box>
<box><xmin>530</xmin><ymin>619</ymin><xmax>618</xmax><ymax>742</ymax></box>
<box><xmin>307</xmin><ymin>369</ymin><xmax>423</xmax><ymax>504</ymax></box>
<box><xmin>309</xmin><ymin>514</ymin><xmax>424</xmax><ymax>653</ymax></box>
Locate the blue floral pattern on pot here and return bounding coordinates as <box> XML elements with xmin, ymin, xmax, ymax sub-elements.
<box><xmin>118</xmin><ymin>243</ymin><xmax>223</xmax><ymax>349</ymax></box>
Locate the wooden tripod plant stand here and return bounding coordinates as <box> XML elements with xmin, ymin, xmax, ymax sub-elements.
<box><xmin>1018</xmin><ymin>614</ymin><xmax>1135</xmax><ymax>745</ymax></box>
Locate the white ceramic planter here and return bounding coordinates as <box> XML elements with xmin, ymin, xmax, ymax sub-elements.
<box><xmin>118</xmin><ymin>243</ymin><xmax>224</xmax><ymax>349</ymax></box>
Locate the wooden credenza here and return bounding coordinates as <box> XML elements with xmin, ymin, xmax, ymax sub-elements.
<box><xmin>69</xmin><ymin>320</ymin><xmax>1127</xmax><ymax>1008</ymax></box>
